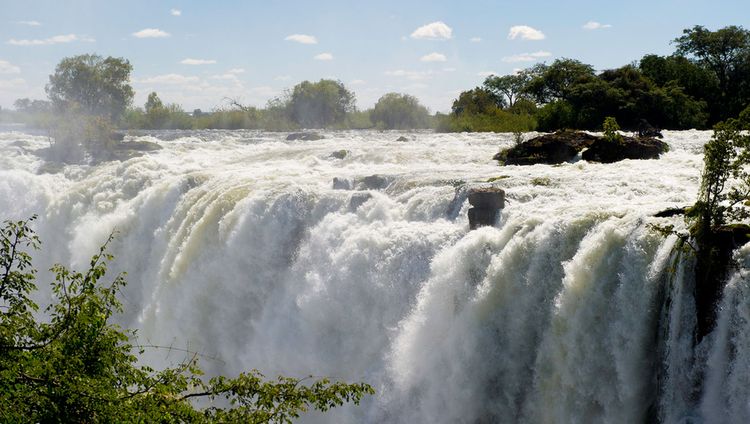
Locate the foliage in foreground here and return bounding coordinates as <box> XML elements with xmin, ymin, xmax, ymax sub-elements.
<box><xmin>0</xmin><ymin>218</ymin><xmax>373</xmax><ymax>423</ymax></box>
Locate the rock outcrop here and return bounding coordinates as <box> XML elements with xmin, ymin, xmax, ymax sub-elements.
<box><xmin>581</xmin><ymin>136</ymin><xmax>668</xmax><ymax>163</ymax></box>
<box><xmin>495</xmin><ymin>130</ymin><xmax>598</xmax><ymax>165</ymax></box>
<box><xmin>467</xmin><ymin>187</ymin><xmax>505</xmax><ymax>230</ymax></box>
<box><xmin>286</xmin><ymin>132</ymin><xmax>325</xmax><ymax>141</ymax></box>
<box><xmin>495</xmin><ymin>129</ymin><xmax>669</xmax><ymax>165</ymax></box>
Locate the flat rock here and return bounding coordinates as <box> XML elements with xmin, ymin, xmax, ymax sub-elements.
<box><xmin>496</xmin><ymin>130</ymin><xmax>598</xmax><ymax>165</ymax></box>
<box><xmin>582</xmin><ymin>136</ymin><xmax>668</xmax><ymax>163</ymax></box>
<box><xmin>287</xmin><ymin>132</ymin><xmax>325</xmax><ymax>141</ymax></box>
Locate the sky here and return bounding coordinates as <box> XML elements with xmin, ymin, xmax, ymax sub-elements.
<box><xmin>1</xmin><ymin>0</ymin><xmax>748</xmax><ymax>113</ymax></box>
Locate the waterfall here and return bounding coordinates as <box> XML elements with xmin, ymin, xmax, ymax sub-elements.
<box><xmin>1</xmin><ymin>129</ymin><xmax>748</xmax><ymax>422</ymax></box>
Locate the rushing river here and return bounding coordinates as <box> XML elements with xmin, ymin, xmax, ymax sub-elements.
<box><xmin>1</xmin><ymin>129</ymin><xmax>748</xmax><ymax>423</ymax></box>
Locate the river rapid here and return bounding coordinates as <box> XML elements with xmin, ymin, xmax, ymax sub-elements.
<box><xmin>1</xmin><ymin>129</ymin><xmax>748</xmax><ymax>423</ymax></box>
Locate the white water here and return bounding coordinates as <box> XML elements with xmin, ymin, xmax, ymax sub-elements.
<box><xmin>1</xmin><ymin>129</ymin><xmax>748</xmax><ymax>422</ymax></box>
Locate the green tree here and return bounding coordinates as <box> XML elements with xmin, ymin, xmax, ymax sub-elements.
<box><xmin>45</xmin><ymin>54</ymin><xmax>134</xmax><ymax>122</ymax></box>
<box><xmin>286</xmin><ymin>79</ymin><xmax>356</xmax><ymax>128</ymax></box>
<box><xmin>523</xmin><ymin>59</ymin><xmax>596</xmax><ymax>104</ymax></box>
<box><xmin>370</xmin><ymin>93</ymin><xmax>430</xmax><ymax>129</ymax></box>
<box><xmin>602</xmin><ymin>116</ymin><xmax>623</xmax><ymax>143</ymax></box>
<box><xmin>483</xmin><ymin>71</ymin><xmax>532</xmax><ymax>108</ymax></box>
<box><xmin>451</xmin><ymin>87</ymin><xmax>504</xmax><ymax>116</ymax></box>
<box><xmin>0</xmin><ymin>218</ymin><xmax>374</xmax><ymax>422</ymax></box>
<box><xmin>673</xmin><ymin>25</ymin><xmax>750</xmax><ymax>119</ymax></box>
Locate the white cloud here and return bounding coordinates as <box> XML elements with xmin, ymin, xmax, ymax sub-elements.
<box><xmin>420</xmin><ymin>52</ymin><xmax>447</xmax><ymax>62</ymax></box>
<box><xmin>583</xmin><ymin>21</ymin><xmax>612</xmax><ymax>30</ymax></box>
<box><xmin>180</xmin><ymin>58</ymin><xmax>217</xmax><ymax>65</ymax></box>
<box><xmin>132</xmin><ymin>28</ymin><xmax>171</xmax><ymax>38</ymax></box>
<box><xmin>477</xmin><ymin>71</ymin><xmax>497</xmax><ymax>77</ymax></box>
<box><xmin>210</xmin><ymin>73</ymin><xmax>240</xmax><ymax>81</ymax></box>
<box><xmin>385</xmin><ymin>69</ymin><xmax>433</xmax><ymax>81</ymax></box>
<box><xmin>285</xmin><ymin>34</ymin><xmax>317</xmax><ymax>44</ymax></box>
<box><xmin>314</xmin><ymin>52</ymin><xmax>333</xmax><ymax>61</ymax></box>
<box><xmin>411</xmin><ymin>21</ymin><xmax>452</xmax><ymax>40</ymax></box>
<box><xmin>227</xmin><ymin>68</ymin><xmax>245</xmax><ymax>74</ymax></box>
<box><xmin>136</xmin><ymin>74</ymin><xmax>199</xmax><ymax>84</ymax></box>
<box><xmin>274</xmin><ymin>75</ymin><xmax>291</xmax><ymax>81</ymax></box>
<box><xmin>502</xmin><ymin>51</ymin><xmax>551</xmax><ymax>62</ymax></box>
<box><xmin>170</xmin><ymin>9</ymin><xmax>182</xmax><ymax>16</ymax></box>
<box><xmin>6</xmin><ymin>34</ymin><xmax>94</xmax><ymax>46</ymax></box>
<box><xmin>508</xmin><ymin>25</ymin><xmax>545</xmax><ymax>40</ymax></box>
<box><xmin>16</xmin><ymin>21</ymin><xmax>41</xmax><ymax>26</ymax></box>
<box><xmin>470</xmin><ymin>37</ymin><xmax>482</xmax><ymax>43</ymax></box>
<box><xmin>0</xmin><ymin>60</ymin><xmax>20</xmax><ymax>74</ymax></box>
<box><xmin>350</xmin><ymin>79</ymin><xmax>366</xmax><ymax>85</ymax></box>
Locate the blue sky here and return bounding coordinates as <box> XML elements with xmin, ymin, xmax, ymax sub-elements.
<box><xmin>1</xmin><ymin>0</ymin><xmax>748</xmax><ymax>112</ymax></box>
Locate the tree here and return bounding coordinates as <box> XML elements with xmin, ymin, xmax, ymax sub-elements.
<box><xmin>46</xmin><ymin>54</ymin><xmax>134</xmax><ymax>122</ymax></box>
<box><xmin>286</xmin><ymin>79</ymin><xmax>356</xmax><ymax>128</ymax></box>
<box><xmin>483</xmin><ymin>71</ymin><xmax>532</xmax><ymax>108</ymax></box>
<box><xmin>673</xmin><ymin>25</ymin><xmax>750</xmax><ymax>119</ymax></box>
<box><xmin>450</xmin><ymin>87</ymin><xmax>504</xmax><ymax>116</ymax></box>
<box><xmin>0</xmin><ymin>218</ymin><xmax>374</xmax><ymax>422</ymax></box>
<box><xmin>523</xmin><ymin>59</ymin><xmax>596</xmax><ymax>104</ymax></box>
<box><xmin>370</xmin><ymin>93</ymin><xmax>430</xmax><ymax>129</ymax></box>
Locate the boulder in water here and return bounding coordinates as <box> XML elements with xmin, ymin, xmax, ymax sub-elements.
<box><xmin>496</xmin><ymin>130</ymin><xmax>598</xmax><ymax>165</ymax></box>
<box><xmin>349</xmin><ymin>192</ymin><xmax>373</xmax><ymax>211</ymax></box>
<box><xmin>357</xmin><ymin>175</ymin><xmax>389</xmax><ymax>190</ymax></box>
<box><xmin>581</xmin><ymin>136</ymin><xmax>668</xmax><ymax>163</ymax></box>
<box><xmin>333</xmin><ymin>177</ymin><xmax>352</xmax><ymax>190</ymax></box>
<box><xmin>287</xmin><ymin>132</ymin><xmax>325</xmax><ymax>141</ymax></box>
<box><xmin>396</xmin><ymin>136</ymin><xmax>409</xmax><ymax>142</ymax></box>
<box><xmin>467</xmin><ymin>187</ymin><xmax>505</xmax><ymax>230</ymax></box>
<box><xmin>330</xmin><ymin>149</ymin><xmax>349</xmax><ymax>159</ymax></box>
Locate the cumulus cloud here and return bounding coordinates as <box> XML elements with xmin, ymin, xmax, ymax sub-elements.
<box><xmin>170</xmin><ymin>9</ymin><xmax>182</xmax><ymax>16</ymax></box>
<box><xmin>411</xmin><ymin>21</ymin><xmax>452</xmax><ymax>40</ymax></box>
<box><xmin>285</xmin><ymin>34</ymin><xmax>317</xmax><ymax>44</ymax></box>
<box><xmin>502</xmin><ymin>51</ymin><xmax>551</xmax><ymax>62</ymax></box>
<box><xmin>583</xmin><ymin>21</ymin><xmax>612</xmax><ymax>30</ymax></box>
<box><xmin>420</xmin><ymin>52</ymin><xmax>446</xmax><ymax>62</ymax></box>
<box><xmin>508</xmin><ymin>25</ymin><xmax>545</xmax><ymax>40</ymax></box>
<box><xmin>180</xmin><ymin>58</ymin><xmax>217</xmax><ymax>65</ymax></box>
<box><xmin>132</xmin><ymin>28</ymin><xmax>171</xmax><ymax>38</ymax></box>
<box><xmin>6</xmin><ymin>34</ymin><xmax>94</xmax><ymax>46</ymax></box>
<box><xmin>16</xmin><ymin>21</ymin><xmax>41</xmax><ymax>26</ymax></box>
<box><xmin>136</xmin><ymin>74</ymin><xmax>199</xmax><ymax>84</ymax></box>
<box><xmin>470</xmin><ymin>37</ymin><xmax>482</xmax><ymax>43</ymax></box>
<box><xmin>0</xmin><ymin>60</ymin><xmax>21</xmax><ymax>74</ymax></box>
<box><xmin>314</xmin><ymin>52</ymin><xmax>333</xmax><ymax>61</ymax></box>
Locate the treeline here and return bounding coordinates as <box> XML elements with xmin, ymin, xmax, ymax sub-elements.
<box><xmin>442</xmin><ymin>25</ymin><xmax>750</xmax><ymax>132</ymax></box>
<box><xmin>3</xmin><ymin>25</ymin><xmax>749</xmax><ymax>134</ymax></box>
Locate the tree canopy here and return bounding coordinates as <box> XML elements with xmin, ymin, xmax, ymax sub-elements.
<box><xmin>45</xmin><ymin>54</ymin><xmax>134</xmax><ymax>122</ymax></box>
<box><xmin>370</xmin><ymin>93</ymin><xmax>430</xmax><ymax>129</ymax></box>
<box><xmin>0</xmin><ymin>218</ymin><xmax>374</xmax><ymax>422</ymax></box>
<box><xmin>286</xmin><ymin>79</ymin><xmax>356</xmax><ymax>128</ymax></box>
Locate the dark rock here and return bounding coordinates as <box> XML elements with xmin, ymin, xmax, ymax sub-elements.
<box><xmin>582</xmin><ymin>136</ymin><xmax>668</xmax><ymax>163</ymax></box>
<box><xmin>332</xmin><ymin>177</ymin><xmax>352</xmax><ymax>190</ymax></box>
<box><xmin>396</xmin><ymin>136</ymin><xmax>409</xmax><ymax>142</ymax></box>
<box><xmin>113</xmin><ymin>141</ymin><xmax>162</xmax><ymax>152</ymax></box>
<box><xmin>349</xmin><ymin>193</ymin><xmax>373</xmax><ymax>211</ymax></box>
<box><xmin>10</xmin><ymin>140</ymin><xmax>30</xmax><ymax>148</ymax></box>
<box><xmin>695</xmin><ymin>223</ymin><xmax>750</xmax><ymax>341</ymax></box>
<box><xmin>637</xmin><ymin>119</ymin><xmax>663</xmax><ymax>138</ymax></box>
<box><xmin>654</xmin><ymin>207</ymin><xmax>688</xmax><ymax>218</ymax></box>
<box><xmin>109</xmin><ymin>131</ymin><xmax>126</xmax><ymax>142</ymax></box>
<box><xmin>330</xmin><ymin>149</ymin><xmax>349</xmax><ymax>159</ymax></box>
<box><xmin>357</xmin><ymin>175</ymin><xmax>389</xmax><ymax>190</ymax></box>
<box><xmin>468</xmin><ymin>188</ymin><xmax>505</xmax><ymax>210</ymax></box>
<box><xmin>286</xmin><ymin>132</ymin><xmax>325</xmax><ymax>141</ymax></box>
<box><xmin>467</xmin><ymin>187</ymin><xmax>505</xmax><ymax>230</ymax></box>
<box><xmin>498</xmin><ymin>130</ymin><xmax>598</xmax><ymax>165</ymax></box>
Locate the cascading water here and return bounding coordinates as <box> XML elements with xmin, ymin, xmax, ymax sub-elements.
<box><xmin>1</xmin><ymin>129</ymin><xmax>747</xmax><ymax>423</ymax></box>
